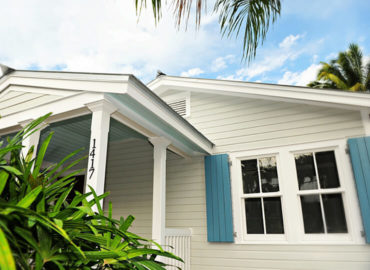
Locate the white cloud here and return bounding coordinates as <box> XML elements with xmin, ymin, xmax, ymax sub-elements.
<box><xmin>0</xmin><ymin>0</ymin><xmax>229</xmax><ymax>82</ymax></box>
<box><xmin>218</xmin><ymin>33</ymin><xmax>324</xmax><ymax>82</ymax></box>
<box><xmin>211</xmin><ymin>55</ymin><xmax>235</xmax><ymax>72</ymax></box>
<box><xmin>234</xmin><ymin>35</ymin><xmax>303</xmax><ymax>80</ymax></box>
<box><xmin>278</xmin><ymin>64</ymin><xmax>321</xmax><ymax>86</ymax></box>
<box><xmin>216</xmin><ymin>74</ymin><xmax>243</xmax><ymax>81</ymax></box>
<box><xmin>279</xmin><ymin>34</ymin><xmax>302</xmax><ymax>49</ymax></box>
<box><xmin>181</xmin><ymin>67</ymin><xmax>204</xmax><ymax>77</ymax></box>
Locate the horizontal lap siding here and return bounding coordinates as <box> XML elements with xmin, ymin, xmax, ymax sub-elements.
<box><xmin>187</xmin><ymin>92</ymin><xmax>365</xmax><ymax>152</ymax></box>
<box><xmin>163</xmin><ymin>91</ymin><xmax>369</xmax><ymax>269</ymax></box>
<box><xmin>105</xmin><ymin>139</ymin><xmax>154</xmax><ymax>239</ymax></box>
<box><xmin>0</xmin><ymin>91</ymin><xmax>62</xmax><ymax>116</ymax></box>
<box><xmin>166</xmin><ymin>157</ymin><xmax>370</xmax><ymax>270</ymax></box>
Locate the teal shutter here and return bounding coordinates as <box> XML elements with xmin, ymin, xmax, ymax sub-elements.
<box><xmin>348</xmin><ymin>136</ymin><xmax>370</xmax><ymax>243</ymax></box>
<box><xmin>204</xmin><ymin>154</ymin><xmax>234</xmax><ymax>242</ymax></box>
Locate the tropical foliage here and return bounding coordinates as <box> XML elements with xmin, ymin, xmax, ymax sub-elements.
<box><xmin>308</xmin><ymin>43</ymin><xmax>370</xmax><ymax>91</ymax></box>
<box><xmin>136</xmin><ymin>0</ymin><xmax>281</xmax><ymax>61</ymax></box>
<box><xmin>0</xmin><ymin>114</ymin><xmax>181</xmax><ymax>269</ymax></box>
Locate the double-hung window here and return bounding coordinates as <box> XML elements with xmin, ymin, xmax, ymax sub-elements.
<box><xmin>231</xmin><ymin>140</ymin><xmax>362</xmax><ymax>244</ymax></box>
<box><xmin>241</xmin><ymin>156</ymin><xmax>284</xmax><ymax>237</ymax></box>
<box><xmin>294</xmin><ymin>150</ymin><xmax>347</xmax><ymax>234</ymax></box>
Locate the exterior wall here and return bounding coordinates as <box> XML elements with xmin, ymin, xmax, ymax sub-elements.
<box><xmin>184</xmin><ymin>92</ymin><xmax>365</xmax><ymax>153</ymax></box>
<box><xmin>105</xmin><ymin>138</ymin><xmax>154</xmax><ymax>239</ymax></box>
<box><xmin>104</xmin><ymin>90</ymin><xmax>370</xmax><ymax>269</ymax></box>
<box><xmin>162</xmin><ymin>90</ymin><xmax>370</xmax><ymax>269</ymax></box>
<box><xmin>166</xmin><ymin>155</ymin><xmax>370</xmax><ymax>270</ymax></box>
<box><xmin>0</xmin><ymin>90</ymin><xmax>63</xmax><ymax>117</ymax></box>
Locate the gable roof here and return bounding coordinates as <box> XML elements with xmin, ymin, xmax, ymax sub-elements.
<box><xmin>0</xmin><ymin>69</ymin><xmax>214</xmax><ymax>155</ymax></box>
<box><xmin>148</xmin><ymin>75</ymin><xmax>370</xmax><ymax>110</ymax></box>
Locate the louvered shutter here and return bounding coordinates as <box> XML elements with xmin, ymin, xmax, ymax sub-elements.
<box><xmin>204</xmin><ymin>154</ymin><xmax>234</xmax><ymax>242</ymax></box>
<box><xmin>348</xmin><ymin>136</ymin><xmax>370</xmax><ymax>243</ymax></box>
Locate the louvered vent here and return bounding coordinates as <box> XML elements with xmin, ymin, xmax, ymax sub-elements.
<box><xmin>168</xmin><ymin>98</ymin><xmax>188</xmax><ymax>117</ymax></box>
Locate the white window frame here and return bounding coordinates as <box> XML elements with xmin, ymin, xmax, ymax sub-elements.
<box><xmin>229</xmin><ymin>139</ymin><xmax>365</xmax><ymax>245</ymax></box>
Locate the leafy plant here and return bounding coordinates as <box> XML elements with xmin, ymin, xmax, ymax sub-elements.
<box><xmin>135</xmin><ymin>0</ymin><xmax>281</xmax><ymax>62</ymax></box>
<box><xmin>308</xmin><ymin>43</ymin><xmax>370</xmax><ymax>91</ymax></box>
<box><xmin>0</xmin><ymin>113</ymin><xmax>181</xmax><ymax>269</ymax></box>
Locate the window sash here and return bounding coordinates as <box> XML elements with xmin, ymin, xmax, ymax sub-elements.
<box><xmin>230</xmin><ymin>140</ymin><xmax>361</xmax><ymax>244</ymax></box>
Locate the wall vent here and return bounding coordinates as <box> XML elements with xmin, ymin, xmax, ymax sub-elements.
<box><xmin>168</xmin><ymin>98</ymin><xmax>188</xmax><ymax>117</ymax></box>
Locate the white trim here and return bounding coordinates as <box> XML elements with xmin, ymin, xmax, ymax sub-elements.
<box><xmin>149</xmin><ymin>137</ymin><xmax>171</xmax><ymax>245</ymax></box>
<box><xmin>149</xmin><ymin>76</ymin><xmax>370</xmax><ymax>110</ymax></box>
<box><xmin>126</xmin><ymin>84</ymin><xmax>213</xmax><ymax>154</ymax></box>
<box><xmin>361</xmin><ymin>109</ymin><xmax>370</xmax><ymax>135</ymax></box>
<box><xmin>229</xmin><ymin>139</ymin><xmax>365</xmax><ymax>245</ymax></box>
<box><xmin>85</xmin><ymin>100</ymin><xmax>116</xmax><ymax>209</ymax></box>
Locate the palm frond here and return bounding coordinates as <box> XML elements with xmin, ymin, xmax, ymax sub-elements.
<box><xmin>137</xmin><ymin>0</ymin><xmax>281</xmax><ymax>62</ymax></box>
<box><xmin>215</xmin><ymin>0</ymin><xmax>281</xmax><ymax>62</ymax></box>
<box><xmin>308</xmin><ymin>44</ymin><xmax>369</xmax><ymax>92</ymax></box>
<box><xmin>365</xmin><ymin>61</ymin><xmax>370</xmax><ymax>91</ymax></box>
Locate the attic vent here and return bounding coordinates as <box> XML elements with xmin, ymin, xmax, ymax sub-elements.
<box><xmin>168</xmin><ymin>98</ymin><xmax>188</xmax><ymax>117</ymax></box>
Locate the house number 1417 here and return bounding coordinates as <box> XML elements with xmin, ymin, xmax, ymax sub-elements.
<box><xmin>89</xmin><ymin>139</ymin><xmax>96</xmax><ymax>179</ymax></box>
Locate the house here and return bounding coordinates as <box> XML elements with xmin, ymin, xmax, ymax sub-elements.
<box><xmin>0</xmin><ymin>68</ymin><xmax>370</xmax><ymax>270</ymax></box>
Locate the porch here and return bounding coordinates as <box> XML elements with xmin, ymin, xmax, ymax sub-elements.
<box><xmin>0</xmin><ymin>71</ymin><xmax>213</xmax><ymax>269</ymax></box>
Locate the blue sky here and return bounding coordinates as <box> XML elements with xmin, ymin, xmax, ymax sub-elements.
<box><xmin>0</xmin><ymin>0</ymin><xmax>369</xmax><ymax>85</ymax></box>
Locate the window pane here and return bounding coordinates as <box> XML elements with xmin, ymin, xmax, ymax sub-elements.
<box><xmin>259</xmin><ymin>157</ymin><xmax>279</xmax><ymax>193</ymax></box>
<box><xmin>315</xmin><ymin>151</ymin><xmax>340</xmax><ymax>189</ymax></box>
<box><xmin>322</xmin><ymin>194</ymin><xmax>347</xmax><ymax>233</ymax></box>
<box><xmin>245</xmin><ymin>198</ymin><xmax>264</xmax><ymax>234</ymax></box>
<box><xmin>295</xmin><ymin>153</ymin><xmax>318</xmax><ymax>190</ymax></box>
<box><xmin>241</xmin><ymin>159</ymin><xmax>260</xmax><ymax>193</ymax></box>
<box><xmin>264</xmin><ymin>197</ymin><xmax>284</xmax><ymax>234</ymax></box>
<box><xmin>300</xmin><ymin>195</ymin><xmax>324</xmax><ymax>233</ymax></box>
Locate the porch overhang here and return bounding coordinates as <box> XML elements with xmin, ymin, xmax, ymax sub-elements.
<box><xmin>0</xmin><ymin>70</ymin><xmax>214</xmax><ymax>156</ymax></box>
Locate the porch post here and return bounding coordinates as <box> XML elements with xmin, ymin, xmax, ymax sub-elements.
<box><xmin>85</xmin><ymin>100</ymin><xmax>116</xmax><ymax>209</ymax></box>
<box><xmin>19</xmin><ymin>120</ymin><xmax>48</xmax><ymax>160</ymax></box>
<box><xmin>149</xmin><ymin>137</ymin><xmax>171</xmax><ymax>245</ymax></box>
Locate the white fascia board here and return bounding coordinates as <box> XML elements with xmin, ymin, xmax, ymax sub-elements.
<box><xmin>105</xmin><ymin>94</ymin><xmax>201</xmax><ymax>156</ymax></box>
<box><xmin>0</xmin><ymin>71</ymin><xmax>130</xmax><ymax>95</ymax></box>
<box><xmin>0</xmin><ymin>92</ymin><xmax>104</xmax><ymax>131</ymax></box>
<box><xmin>126</xmin><ymin>79</ymin><xmax>214</xmax><ymax>154</ymax></box>
<box><xmin>149</xmin><ymin>76</ymin><xmax>370</xmax><ymax>110</ymax></box>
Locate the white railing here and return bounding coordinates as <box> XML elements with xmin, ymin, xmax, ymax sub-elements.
<box><xmin>164</xmin><ymin>228</ymin><xmax>192</xmax><ymax>270</ymax></box>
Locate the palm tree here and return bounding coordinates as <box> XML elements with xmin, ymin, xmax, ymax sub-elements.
<box><xmin>135</xmin><ymin>0</ymin><xmax>281</xmax><ymax>62</ymax></box>
<box><xmin>308</xmin><ymin>43</ymin><xmax>370</xmax><ymax>92</ymax></box>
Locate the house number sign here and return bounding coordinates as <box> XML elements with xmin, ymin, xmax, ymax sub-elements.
<box><xmin>89</xmin><ymin>139</ymin><xmax>96</xmax><ymax>179</ymax></box>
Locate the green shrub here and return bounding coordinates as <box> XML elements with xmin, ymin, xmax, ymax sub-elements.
<box><xmin>0</xmin><ymin>114</ymin><xmax>181</xmax><ymax>269</ymax></box>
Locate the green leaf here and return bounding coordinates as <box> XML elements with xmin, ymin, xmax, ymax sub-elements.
<box><xmin>32</xmin><ymin>132</ymin><xmax>53</xmax><ymax>179</ymax></box>
<box><xmin>134</xmin><ymin>260</ymin><xmax>165</xmax><ymax>270</ymax></box>
<box><xmin>0</xmin><ymin>166</ymin><xmax>22</xmax><ymax>176</ymax></box>
<box><xmin>0</xmin><ymin>227</ymin><xmax>16</xmax><ymax>270</ymax></box>
<box><xmin>2</xmin><ymin>185</ymin><xmax>42</xmax><ymax>215</ymax></box>
<box><xmin>17</xmin><ymin>185</ymin><xmax>42</xmax><ymax>208</ymax></box>
<box><xmin>0</xmin><ymin>171</ymin><xmax>9</xmax><ymax>195</ymax></box>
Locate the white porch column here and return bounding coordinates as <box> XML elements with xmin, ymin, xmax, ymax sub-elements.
<box><xmin>19</xmin><ymin>120</ymin><xmax>48</xmax><ymax>160</ymax></box>
<box><xmin>149</xmin><ymin>137</ymin><xmax>171</xmax><ymax>245</ymax></box>
<box><xmin>85</xmin><ymin>100</ymin><xmax>116</xmax><ymax>208</ymax></box>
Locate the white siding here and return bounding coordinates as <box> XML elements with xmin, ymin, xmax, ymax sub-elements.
<box><xmin>186</xmin><ymin>92</ymin><xmax>365</xmax><ymax>153</ymax></box>
<box><xmin>162</xmin><ymin>90</ymin><xmax>370</xmax><ymax>269</ymax></box>
<box><xmin>166</xmin><ymin>156</ymin><xmax>370</xmax><ymax>270</ymax></box>
<box><xmin>105</xmin><ymin>138</ymin><xmax>154</xmax><ymax>239</ymax></box>
<box><xmin>0</xmin><ymin>90</ymin><xmax>63</xmax><ymax>117</ymax></box>
<box><xmin>105</xmin><ymin>90</ymin><xmax>370</xmax><ymax>269</ymax></box>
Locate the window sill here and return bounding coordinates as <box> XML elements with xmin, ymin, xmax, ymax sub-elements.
<box><xmin>234</xmin><ymin>237</ymin><xmax>364</xmax><ymax>245</ymax></box>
